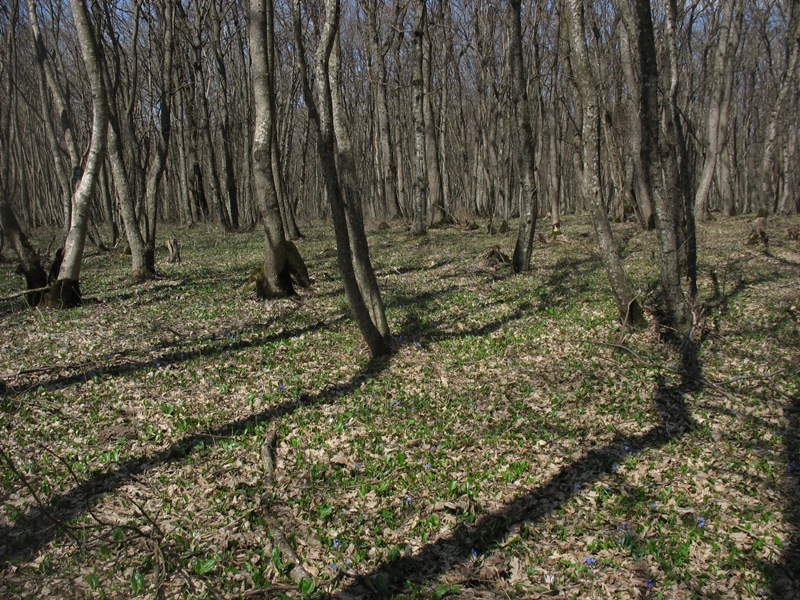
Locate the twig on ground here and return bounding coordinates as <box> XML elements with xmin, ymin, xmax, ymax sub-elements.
<box><xmin>0</xmin><ymin>443</ymin><xmax>82</xmax><ymax>547</ymax></box>
<box><xmin>259</xmin><ymin>428</ymin><xmax>313</xmax><ymax>586</ymax></box>
<box><xmin>0</xmin><ymin>285</ymin><xmax>50</xmax><ymax>302</ymax></box>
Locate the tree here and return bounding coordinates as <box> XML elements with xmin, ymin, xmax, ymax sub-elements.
<box><xmin>566</xmin><ymin>0</ymin><xmax>646</xmax><ymax>329</ymax></box>
<box><xmin>410</xmin><ymin>0</ymin><xmax>428</xmax><ymax>236</ymax></box>
<box><xmin>294</xmin><ymin>0</ymin><xmax>392</xmax><ymax>357</ymax></box>
<box><xmin>508</xmin><ymin>0</ymin><xmax>539</xmax><ymax>274</ymax></box>
<box><xmin>760</xmin><ymin>0</ymin><xmax>800</xmax><ymax>213</ymax></box>
<box><xmin>48</xmin><ymin>0</ymin><xmax>110</xmax><ymax>308</ymax></box>
<box><xmin>693</xmin><ymin>0</ymin><xmax>744</xmax><ymax>221</ymax></box>
<box><xmin>248</xmin><ymin>0</ymin><xmax>308</xmax><ymax>299</ymax></box>
<box><xmin>364</xmin><ymin>0</ymin><xmax>402</xmax><ymax>221</ymax></box>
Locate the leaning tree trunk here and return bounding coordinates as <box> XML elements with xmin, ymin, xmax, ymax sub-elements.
<box><xmin>51</xmin><ymin>0</ymin><xmax>109</xmax><ymax>308</ymax></box>
<box><xmin>568</xmin><ymin>0</ymin><xmax>646</xmax><ymax>329</ymax></box>
<box><xmin>294</xmin><ymin>0</ymin><xmax>391</xmax><ymax>357</ymax></box>
<box><xmin>329</xmin><ymin>26</ymin><xmax>391</xmax><ymax>341</ymax></box>
<box><xmin>508</xmin><ymin>0</ymin><xmax>539</xmax><ymax>274</ymax></box>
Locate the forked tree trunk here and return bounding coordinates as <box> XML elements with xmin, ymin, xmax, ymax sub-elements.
<box><xmin>51</xmin><ymin>0</ymin><xmax>109</xmax><ymax>308</ymax></box>
<box><xmin>294</xmin><ymin>0</ymin><xmax>391</xmax><ymax>357</ymax></box>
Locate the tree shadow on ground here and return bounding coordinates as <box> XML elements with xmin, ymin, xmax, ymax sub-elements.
<box><xmin>768</xmin><ymin>384</ymin><xmax>800</xmax><ymax>599</ymax></box>
<box><xmin>0</xmin><ymin>350</ymin><xmax>389</xmax><ymax>564</ymax></box>
<box><xmin>1</xmin><ymin>316</ymin><xmax>349</xmax><ymax>398</ymax></box>
<box><xmin>333</xmin><ymin>340</ymin><xmax>701</xmax><ymax>598</ymax></box>
<box><xmin>0</xmin><ymin>308</ymin><xmax>524</xmax><ymax>566</ymax></box>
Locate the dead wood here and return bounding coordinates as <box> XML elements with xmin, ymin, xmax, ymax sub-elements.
<box><xmin>259</xmin><ymin>429</ymin><xmax>313</xmax><ymax>586</ymax></box>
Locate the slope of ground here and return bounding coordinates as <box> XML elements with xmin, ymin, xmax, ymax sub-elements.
<box><xmin>0</xmin><ymin>215</ymin><xmax>798</xmax><ymax>598</ymax></box>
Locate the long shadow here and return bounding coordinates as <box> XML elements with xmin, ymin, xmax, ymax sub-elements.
<box><xmin>0</xmin><ymin>308</ymin><xmax>525</xmax><ymax>565</ymax></box>
<box><xmin>769</xmin><ymin>383</ymin><xmax>800</xmax><ymax>598</ymax></box>
<box><xmin>335</xmin><ymin>341</ymin><xmax>701</xmax><ymax>598</ymax></box>
<box><xmin>2</xmin><ymin>317</ymin><xmax>346</xmax><ymax>397</ymax></box>
<box><xmin>0</xmin><ymin>351</ymin><xmax>393</xmax><ymax>564</ymax></box>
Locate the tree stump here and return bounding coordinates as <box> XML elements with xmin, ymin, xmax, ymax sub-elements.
<box><xmin>166</xmin><ymin>237</ymin><xmax>181</xmax><ymax>263</ymax></box>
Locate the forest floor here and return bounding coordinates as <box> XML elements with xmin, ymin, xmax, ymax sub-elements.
<box><xmin>0</xmin><ymin>214</ymin><xmax>799</xmax><ymax>599</ymax></box>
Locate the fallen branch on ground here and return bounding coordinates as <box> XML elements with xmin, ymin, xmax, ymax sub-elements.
<box><xmin>259</xmin><ymin>429</ymin><xmax>313</xmax><ymax>586</ymax></box>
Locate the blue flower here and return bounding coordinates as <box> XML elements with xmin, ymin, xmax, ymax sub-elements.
<box><xmin>611</xmin><ymin>463</ymin><xmax>618</xmax><ymax>473</ymax></box>
<box><xmin>698</xmin><ymin>517</ymin><xmax>706</xmax><ymax>528</ymax></box>
<box><xmin>647</xmin><ymin>578</ymin><xmax>654</xmax><ymax>588</ymax></box>
<box><xmin>470</xmin><ymin>548</ymin><xmax>478</xmax><ymax>558</ymax></box>
<box><xmin>584</xmin><ymin>556</ymin><xmax>596</xmax><ymax>566</ymax></box>
<box><xmin>624</xmin><ymin>445</ymin><xmax>631</xmax><ymax>453</ymax></box>
<box><xmin>333</xmin><ymin>538</ymin><xmax>341</xmax><ymax>549</ymax></box>
<box><xmin>405</xmin><ymin>495</ymin><xmax>413</xmax><ymax>506</ymax></box>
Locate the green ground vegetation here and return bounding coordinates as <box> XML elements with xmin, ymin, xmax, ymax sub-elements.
<box><xmin>0</xmin><ymin>214</ymin><xmax>798</xmax><ymax>598</ymax></box>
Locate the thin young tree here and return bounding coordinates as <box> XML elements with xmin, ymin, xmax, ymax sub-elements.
<box><xmin>410</xmin><ymin>0</ymin><xmax>428</xmax><ymax>236</ymax></box>
<box><xmin>508</xmin><ymin>0</ymin><xmax>539</xmax><ymax>274</ymax></box>
<box><xmin>566</xmin><ymin>0</ymin><xmax>646</xmax><ymax>329</ymax></box>
<box><xmin>294</xmin><ymin>0</ymin><xmax>392</xmax><ymax>357</ymax></box>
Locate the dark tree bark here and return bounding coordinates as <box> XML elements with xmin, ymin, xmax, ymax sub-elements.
<box><xmin>410</xmin><ymin>0</ymin><xmax>428</xmax><ymax>236</ymax></box>
<box><xmin>0</xmin><ymin>196</ymin><xmax>47</xmax><ymax>307</ymax></box>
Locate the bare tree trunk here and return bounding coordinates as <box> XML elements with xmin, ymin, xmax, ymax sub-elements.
<box><xmin>760</xmin><ymin>1</ymin><xmax>800</xmax><ymax>213</ymax></box>
<box><xmin>411</xmin><ymin>0</ymin><xmax>428</xmax><ymax>236</ymax></box>
<box><xmin>248</xmin><ymin>0</ymin><xmax>301</xmax><ymax>298</ymax></box>
<box><xmin>365</xmin><ymin>0</ymin><xmax>402</xmax><ymax>221</ymax></box>
<box><xmin>567</xmin><ymin>0</ymin><xmax>646</xmax><ymax>329</ymax></box>
<box><xmin>694</xmin><ymin>0</ymin><xmax>743</xmax><ymax>222</ymax></box>
<box><xmin>618</xmin><ymin>0</ymin><xmax>655</xmax><ymax>230</ymax></box>
<box><xmin>423</xmin><ymin>17</ymin><xmax>445</xmax><ymax>227</ymax></box>
<box><xmin>143</xmin><ymin>2</ymin><xmax>175</xmax><ymax>268</ymax></box>
<box><xmin>294</xmin><ymin>0</ymin><xmax>391</xmax><ymax>357</ymax></box>
<box><xmin>0</xmin><ymin>197</ymin><xmax>47</xmax><ymax>306</ymax></box>
<box><xmin>211</xmin><ymin>0</ymin><xmax>239</xmax><ymax>230</ymax></box>
<box><xmin>657</xmin><ymin>0</ymin><xmax>695</xmax><ymax>331</ymax></box>
<box><xmin>27</xmin><ymin>0</ymin><xmax>82</xmax><ymax>238</ymax></box>
<box><xmin>508</xmin><ymin>0</ymin><xmax>539</xmax><ymax>274</ymax></box>
<box><xmin>51</xmin><ymin>0</ymin><xmax>110</xmax><ymax>307</ymax></box>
